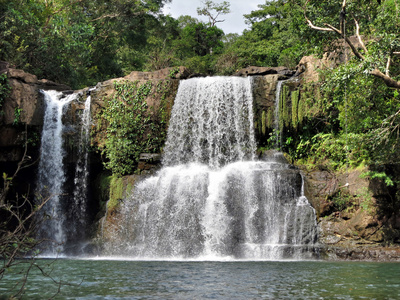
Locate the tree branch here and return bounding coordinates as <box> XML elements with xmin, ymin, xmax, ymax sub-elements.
<box><xmin>370</xmin><ymin>69</ymin><xmax>400</xmax><ymax>89</ymax></box>
<box><xmin>91</xmin><ymin>13</ymin><xmax>123</xmax><ymax>22</ymax></box>
<box><xmin>386</xmin><ymin>57</ymin><xmax>391</xmax><ymax>76</ymax></box>
<box><xmin>304</xmin><ymin>0</ymin><xmax>400</xmax><ymax>89</ymax></box>
<box><xmin>354</xmin><ymin>18</ymin><xmax>368</xmax><ymax>53</ymax></box>
<box><xmin>304</xmin><ymin>17</ymin><xmax>333</xmax><ymax>32</ymax></box>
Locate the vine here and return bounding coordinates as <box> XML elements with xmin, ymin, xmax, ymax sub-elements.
<box><xmin>99</xmin><ymin>80</ymin><xmax>171</xmax><ymax>176</ymax></box>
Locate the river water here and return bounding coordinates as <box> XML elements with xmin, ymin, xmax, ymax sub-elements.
<box><xmin>1</xmin><ymin>259</ymin><xmax>399</xmax><ymax>299</ymax></box>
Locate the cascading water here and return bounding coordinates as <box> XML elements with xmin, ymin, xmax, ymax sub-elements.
<box><xmin>70</xmin><ymin>90</ymin><xmax>92</xmax><ymax>245</ymax></box>
<box><xmin>163</xmin><ymin>77</ymin><xmax>256</xmax><ymax>167</ymax></box>
<box><xmin>274</xmin><ymin>80</ymin><xmax>286</xmax><ymax>150</ymax></box>
<box><xmin>36</xmin><ymin>90</ymin><xmax>77</xmax><ymax>255</ymax></box>
<box><xmin>104</xmin><ymin>76</ymin><xmax>319</xmax><ymax>260</ymax></box>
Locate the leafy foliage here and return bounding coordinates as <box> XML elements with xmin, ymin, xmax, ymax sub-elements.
<box><xmin>197</xmin><ymin>0</ymin><xmax>231</xmax><ymax>27</ymax></box>
<box><xmin>0</xmin><ymin>0</ymin><xmax>171</xmax><ymax>88</ymax></box>
<box><xmin>99</xmin><ymin>80</ymin><xmax>170</xmax><ymax>176</ymax></box>
<box><xmin>0</xmin><ymin>73</ymin><xmax>11</xmax><ymax>116</ymax></box>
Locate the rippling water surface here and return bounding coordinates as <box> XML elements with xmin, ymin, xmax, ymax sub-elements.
<box><xmin>1</xmin><ymin>259</ymin><xmax>399</xmax><ymax>299</ymax></box>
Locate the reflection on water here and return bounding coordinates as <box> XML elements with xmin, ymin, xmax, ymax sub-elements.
<box><xmin>1</xmin><ymin>259</ymin><xmax>400</xmax><ymax>299</ymax></box>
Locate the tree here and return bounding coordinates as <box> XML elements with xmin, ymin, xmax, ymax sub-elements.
<box><xmin>0</xmin><ymin>0</ymin><xmax>172</xmax><ymax>88</ymax></box>
<box><xmin>214</xmin><ymin>0</ymin><xmax>310</xmax><ymax>73</ymax></box>
<box><xmin>304</xmin><ymin>0</ymin><xmax>400</xmax><ymax>89</ymax></box>
<box><xmin>197</xmin><ymin>0</ymin><xmax>231</xmax><ymax>27</ymax></box>
<box><xmin>303</xmin><ymin>0</ymin><xmax>400</xmax><ymax>165</ymax></box>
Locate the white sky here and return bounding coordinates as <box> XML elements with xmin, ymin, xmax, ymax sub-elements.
<box><xmin>163</xmin><ymin>0</ymin><xmax>266</xmax><ymax>34</ymax></box>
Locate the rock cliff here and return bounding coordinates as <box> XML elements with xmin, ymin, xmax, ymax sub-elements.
<box><xmin>1</xmin><ymin>59</ymin><xmax>399</xmax><ymax>260</ymax></box>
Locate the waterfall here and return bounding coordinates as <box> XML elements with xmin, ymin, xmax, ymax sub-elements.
<box><xmin>104</xmin><ymin>76</ymin><xmax>319</xmax><ymax>260</ymax></box>
<box><xmin>163</xmin><ymin>77</ymin><xmax>256</xmax><ymax>168</ymax></box>
<box><xmin>70</xmin><ymin>90</ymin><xmax>92</xmax><ymax>245</ymax></box>
<box><xmin>274</xmin><ymin>80</ymin><xmax>286</xmax><ymax>150</ymax></box>
<box><xmin>36</xmin><ymin>90</ymin><xmax>77</xmax><ymax>255</ymax></box>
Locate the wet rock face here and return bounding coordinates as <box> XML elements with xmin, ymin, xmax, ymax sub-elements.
<box><xmin>252</xmin><ymin>75</ymin><xmax>280</xmax><ymax>110</ymax></box>
<box><xmin>1</xmin><ymin>68</ymin><xmax>71</xmax><ymax>126</ymax></box>
<box><xmin>303</xmin><ymin>169</ymin><xmax>338</xmax><ymax>217</ymax></box>
<box><xmin>0</xmin><ymin>67</ymin><xmax>72</xmax><ymax>163</ymax></box>
<box><xmin>324</xmin><ymin>245</ymin><xmax>400</xmax><ymax>261</ymax></box>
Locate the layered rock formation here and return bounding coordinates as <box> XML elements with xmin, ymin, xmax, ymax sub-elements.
<box><xmin>1</xmin><ymin>58</ymin><xmax>399</xmax><ymax>260</ymax></box>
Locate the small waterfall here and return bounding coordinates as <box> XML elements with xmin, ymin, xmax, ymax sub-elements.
<box><xmin>104</xmin><ymin>77</ymin><xmax>319</xmax><ymax>260</ymax></box>
<box><xmin>274</xmin><ymin>80</ymin><xmax>286</xmax><ymax>150</ymax></box>
<box><xmin>70</xmin><ymin>90</ymin><xmax>92</xmax><ymax>245</ymax></box>
<box><xmin>36</xmin><ymin>90</ymin><xmax>77</xmax><ymax>255</ymax></box>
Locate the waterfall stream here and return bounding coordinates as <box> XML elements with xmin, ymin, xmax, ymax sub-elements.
<box><xmin>70</xmin><ymin>90</ymin><xmax>92</xmax><ymax>247</ymax></box>
<box><xmin>36</xmin><ymin>90</ymin><xmax>77</xmax><ymax>255</ymax></box>
<box><xmin>37</xmin><ymin>90</ymin><xmax>92</xmax><ymax>255</ymax></box>
<box><xmin>104</xmin><ymin>77</ymin><xmax>319</xmax><ymax>260</ymax></box>
<box><xmin>274</xmin><ymin>80</ymin><xmax>286</xmax><ymax>150</ymax></box>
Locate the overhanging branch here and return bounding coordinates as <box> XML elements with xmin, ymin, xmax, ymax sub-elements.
<box><xmin>370</xmin><ymin>69</ymin><xmax>400</xmax><ymax>89</ymax></box>
<box><xmin>304</xmin><ymin>0</ymin><xmax>400</xmax><ymax>89</ymax></box>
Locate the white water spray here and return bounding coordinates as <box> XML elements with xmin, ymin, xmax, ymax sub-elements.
<box><xmin>37</xmin><ymin>90</ymin><xmax>77</xmax><ymax>254</ymax></box>
<box><xmin>71</xmin><ymin>90</ymin><xmax>92</xmax><ymax>238</ymax></box>
<box><xmin>163</xmin><ymin>77</ymin><xmax>256</xmax><ymax>168</ymax></box>
<box><xmin>103</xmin><ymin>77</ymin><xmax>319</xmax><ymax>260</ymax></box>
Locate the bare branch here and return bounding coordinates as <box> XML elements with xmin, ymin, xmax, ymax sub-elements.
<box><xmin>91</xmin><ymin>13</ymin><xmax>124</xmax><ymax>22</ymax></box>
<box><xmin>370</xmin><ymin>68</ymin><xmax>400</xmax><ymax>89</ymax></box>
<box><xmin>304</xmin><ymin>0</ymin><xmax>400</xmax><ymax>89</ymax></box>
<box><xmin>386</xmin><ymin>57</ymin><xmax>391</xmax><ymax>76</ymax></box>
<box><xmin>354</xmin><ymin>18</ymin><xmax>368</xmax><ymax>53</ymax></box>
<box><xmin>325</xmin><ymin>23</ymin><xmax>342</xmax><ymax>35</ymax></box>
<box><xmin>305</xmin><ymin>17</ymin><xmax>334</xmax><ymax>32</ymax></box>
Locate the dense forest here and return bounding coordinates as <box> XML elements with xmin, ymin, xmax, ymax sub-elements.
<box><xmin>1</xmin><ymin>0</ymin><xmax>400</xmax><ymax>187</ymax></box>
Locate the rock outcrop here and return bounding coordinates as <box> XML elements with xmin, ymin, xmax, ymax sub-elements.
<box><xmin>2</xmin><ymin>59</ymin><xmax>399</xmax><ymax>260</ymax></box>
<box><xmin>0</xmin><ymin>65</ymin><xmax>71</xmax><ymax>162</ymax></box>
<box><xmin>235</xmin><ymin>66</ymin><xmax>295</xmax><ymax>77</ymax></box>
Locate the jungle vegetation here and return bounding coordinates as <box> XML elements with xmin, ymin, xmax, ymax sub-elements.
<box><xmin>1</xmin><ymin>0</ymin><xmax>400</xmax><ymax>172</ymax></box>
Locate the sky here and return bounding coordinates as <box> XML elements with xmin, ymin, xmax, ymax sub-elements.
<box><xmin>162</xmin><ymin>0</ymin><xmax>266</xmax><ymax>34</ymax></box>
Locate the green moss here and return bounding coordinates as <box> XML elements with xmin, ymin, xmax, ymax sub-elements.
<box><xmin>291</xmin><ymin>90</ymin><xmax>299</xmax><ymax>129</ymax></box>
<box><xmin>0</xmin><ymin>73</ymin><xmax>11</xmax><ymax>116</ymax></box>
<box><xmin>279</xmin><ymin>84</ymin><xmax>290</xmax><ymax>129</ymax></box>
<box><xmin>266</xmin><ymin>109</ymin><xmax>273</xmax><ymax>128</ymax></box>
<box><xmin>98</xmin><ymin>173</ymin><xmax>111</xmax><ymax>202</ymax></box>
<box><xmin>261</xmin><ymin>110</ymin><xmax>266</xmax><ymax>135</ymax></box>
<box><xmin>108</xmin><ymin>175</ymin><xmax>124</xmax><ymax>210</ymax></box>
<box><xmin>298</xmin><ymin>94</ymin><xmax>305</xmax><ymax>124</ymax></box>
<box><xmin>107</xmin><ymin>175</ymin><xmax>138</xmax><ymax>211</ymax></box>
<box><xmin>125</xmin><ymin>176</ymin><xmax>137</xmax><ymax>196</ymax></box>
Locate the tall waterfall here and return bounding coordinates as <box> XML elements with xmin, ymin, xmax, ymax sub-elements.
<box><xmin>36</xmin><ymin>90</ymin><xmax>77</xmax><ymax>255</ymax></box>
<box><xmin>104</xmin><ymin>77</ymin><xmax>319</xmax><ymax>260</ymax></box>
<box><xmin>70</xmin><ymin>91</ymin><xmax>92</xmax><ymax>245</ymax></box>
<box><xmin>37</xmin><ymin>90</ymin><xmax>93</xmax><ymax>255</ymax></box>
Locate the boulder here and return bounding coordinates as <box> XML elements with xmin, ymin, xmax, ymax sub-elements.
<box><xmin>303</xmin><ymin>168</ymin><xmax>339</xmax><ymax>216</ymax></box>
<box><xmin>252</xmin><ymin>74</ymin><xmax>280</xmax><ymax>109</ymax></box>
<box><xmin>7</xmin><ymin>68</ymin><xmax>38</xmax><ymax>84</ymax></box>
<box><xmin>295</xmin><ymin>55</ymin><xmax>332</xmax><ymax>83</ymax></box>
<box><xmin>3</xmin><ymin>78</ymin><xmax>44</xmax><ymax>126</ymax></box>
<box><xmin>37</xmin><ymin>79</ymin><xmax>71</xmax><ymax>91</ymax></box>
<box><xmin>235</xmin><ymin>66</ymin><xmax>296</xmax><ymax>77</ymax></box>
